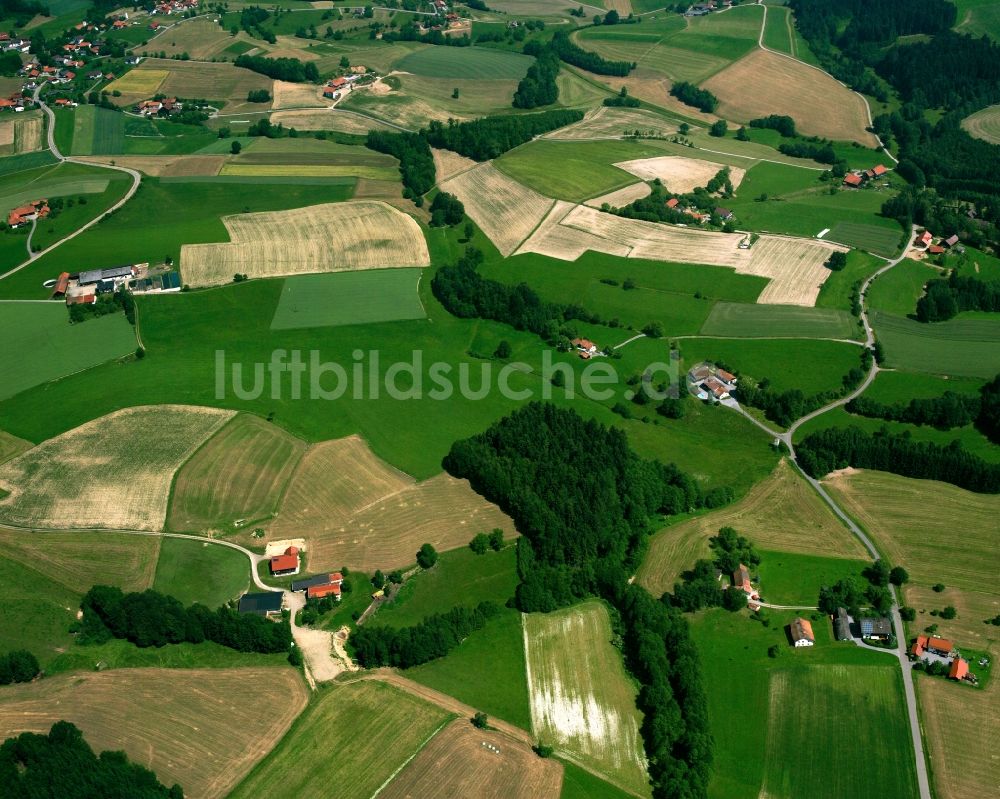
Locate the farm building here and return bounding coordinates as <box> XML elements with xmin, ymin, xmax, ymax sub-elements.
<box><xmin>270</xmin><ymin>546</ymin><xmax>300</xmax><ymax>576</ymax></box>
<box><xmin>307</xmin><ymin>582</ymin><xmax>341</xmax><ymax>601</ymax></box>
<box><xmin>714</xmin><ymin>207</ymin><xmax>734</xmax><ymax>221</ymax></box>
<box><xmin>732</xmin><ymin>563</ymin><xmax>753</xmax><ymax>595</ymax></box>
<box><xmin>834</xmin><ymin>607</ymin><xmax>852</xmax><ymax>641</ymax></box>
<box><xmin>928</xmin><ymin>245</ymin><xmax>945</xmax><ymax>255</ymax></box>
<box><xmin>948</xmin><ymin>658</ymin><xmax>969</xmax><ymax>681</ymax></box>
<box><xmin>51</xmin><ymin>272</ymin><xmax>70</xmax><ymax>297</ymax></box>
<box><xmin>860</xmin><ymin>617</ymin><xmax>892</xmax><ymax>641</ymax></box>
<box><xmin>843</xmin><ymin>173</ymin><xmax>863</xmax><ymax>188</ymax></box>
<box><xmin>688</xmin><ymin>362</ymin><xmax>737</xmax><ymax>402</ymax></box>
<box><xmin>789</xmin><ymin>617</ymin><xmax>815</xmax><ymax>647</ymax></box>
<box><xmin>917</xmin><ymin>230</ymin><xmax>933</xmax><ymax>248</ymax></box>
<box><xmin>238</xmin><ymin>592</ymin><xmax>283</xmax><ymax>616</ymax></box>
<box><xmin>7</xmin><ymin>199</ymin><xmax>49</xmax><ymax>228</ymax></box>
<box><xmin>943</xmin><ymin>234</ymin><xmax>960</xmax><ymax>247</ymax></box>
<box><xmin>571</xmin><ymin>337</ymin><xmax>597</xmax><ymax>356</ymax></box>
<box><xmin>910</xmin><ymin>635</ymin><xmax>953</xmax><ymax>657</ymax></box>
<box><xmin>77</xmin><ymin>265</ymin><xmax>135</xmax><ymax>285</ymax></box>
<box><xmin>291</xmin><ymin>572</ymin><xmax>343</xmax><ymax>593</ymax></box>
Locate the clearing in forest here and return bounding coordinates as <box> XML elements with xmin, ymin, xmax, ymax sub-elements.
<box><xmin>0</xmin><ymin>405</ymin><xmax>234</xmax><ymax>531</ymax></box>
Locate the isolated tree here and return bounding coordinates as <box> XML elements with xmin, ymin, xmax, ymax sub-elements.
<box><xmin>230</xmin><ymin>140</ymin><xmax>242</xmax><ymax>155</ymax></box>
<box><xmin>825</xmin><ymin>251</ymin><xmax>848</xmax><ymax>271</ymax></box>
<box><xmin>736</xmin><ymin>126</ymin><xmax>749</xmax><ymax>141</ymax></box>
<box><xmin>488</xmin><ymin>528</ymin><xmax>504</xmax><ymax>551</ymax></box>
<box><xmin>463</xmin><ymin>221</ymin><xmax>474</xmax><ymax>241</ymax></box>
<box><xmin>722</xmin><ymin>587</ymin><xmax>747</xmax><ymax>612</ymax></box>
<box><xmin>452</xmin><ymin>87</ymin><xmax>460</xmax><ymax>99</ymax></box>
<box><xmin>372</xmin><ymin>569</ymin><xmax>385</xmax><ymax>589</ymax></box>
<box><xmin>709</xmin><ymin>120</ymin><xmax>727</xmax><ymax>137</ymax></box>
<box><xmin>767</xmin><ymin>644</ymin><xmax>780</xmax><ymax>658</ymax></box>
<box><xmin>471</xmin><ymin>711</ymin><xmax>489</xmax><ymax>729</ymax></box>
<box><xmin>603</xmin><ymin>9</ymin><xmax>619</xmax><ymax>24</ymax></box>
<box><xmin>678</xmin><ymin>122</ymin><xmax>690</xmax><ymax>136</ymax></box>
<box><xmin>940</xmin><ymin>606</ymin><xmax>957</xmax><ymax>619</ymax></box>
<box><xmin>864</xmin><ymin>559</ymin><xmax>891</xmax><ymax>587</ymax></box>
<box><xmin>416</xmin><ymin>543</ymin><xmax>438</xmax><ymax>569</ymax></box>
<box><xmin>899</xmin><ymin>606</ymin><xmax>916</xmax><ymax>621</ymax></box>
<box><xmin>339</xmin><ymin>55</ymin><xmax>350</xmax><ymax>68</ymax></box>
<box><xmin>889</xmin><ymin>566</ymin><xmax>909</xmax><ymax>586</ymax></box>
<box><xmin>494</xmin><ymin>340</ymin><xmax>512</xmax><ymax>359</ymax></box>
<box><xmin>388</xmin><ymin>570</ymin><xmax>404</xmax><ymax>584</ymax></box>
<box><xmin>469</xmin><ymin>533</ymin><xmax>490</xmax><ymax>554</ymax></box>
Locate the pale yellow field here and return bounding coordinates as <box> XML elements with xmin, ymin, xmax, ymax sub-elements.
<box><xmin>440</xmin><ymin>162</ymin><xmax>555</xmax><ymax>256</ymax></box>
<box><xmin>961</xmin><ymin>104</ymin><xmax>1000</xmax><ymax>145</ymax></box>
<box><xmin>118</xmin><ymin>60</ymin><xmax>272</xmax><ymax>115</ymax></box>
<box><xmin>0</xmin><ymin>406</ymin><xmax>234</xmax><ymax>531</ymax></box>
<box><xmin>269</xmin><ymin>108</ymin><xmax>395</xmax><ymax>134</ymax></box>
<box><xmin>105</xmin><ymin>68</ymin><xmax>169</xmax><ymax>97</ymax></box>
<box><xmin>584</xmin><ymin>182</ymin><xmax>651</xmax><ymax>209</ymax></box>
<box><xmin>146</xmin><ymin>17</ymin><xmax>235</xmax><ymax>60</ymax></box>
<box><xmin>432</xmin><ymin>147</ymin><xmax>477</xmax><ymax>184</ymax></box>
<box><xmin>613</xmin><ymin>155</ymin><xmax>746</xmax><ymax>194</ymax></box>
<box><xmin>180</xmin><ymin>201</ymin><xmax>430</xmax><ymax>286</ymax></box>
<box><xmin>918</xmin><ymin>676</ymin><xmax>999</xmax><ymax>799</ymax></box>
<box><xmin>524</xmin><ymin>601</ymin><xmax>650</xmax><ymax>797</ymax></box>
<box><xmin>75</xmin><ymin>155</ymin><xmax>224</xmax><ymax>177</ymax></box>
<box><xmin>702</xmin><ymin>49</ymin><xmax>878</xmax><ymax>147</ymax></box>
<box><xmin>637</xmin><ymin>459</ymin><xmax>865</xmax><ymax>597</ymax></box>
<box><xmin>544</xmin><ymin>106</ymin><xmax>677</xmax><ymax>141</ymax></box>
<box><xmin>218</xmin><ymin>163</ymin><xmax>390</xmax><ymax>178</ymax></box>
<box><xmin>0</xmin><ymin>118</ymin><xmax>12</xmax><ymax>148</ymax></box>
<box><xmin>741</xmin><ymin>235</ymin><xmax>846</xmax><ymax>305</ymax></box>
<box><xmin>13</xmin><ymin>113</ymin><xmax>43</xmax><ymax>153</ymax></box>
<box><xmin>0</xmin><ymin>668</ymin><xmax>308</xmax><ymax>799</ymax></box>
<box><xmin>271</xmin><ymin>79</ymin><xmax>326</xmax><ymax>110</ymax></box>
<box><xmin>269</xmin><ymin>435</ymin><xmax>516</xmax><ymax>572</ymax></box>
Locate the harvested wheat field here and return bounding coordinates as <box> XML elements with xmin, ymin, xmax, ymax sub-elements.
<box><xmin>271</xmin><ymin>80</ymin><xmax>326</xmax><ymax>110</ymax></box>
<box><xmin>380</xmin><ymin>719</ymin><xmax>563</xmax><ymax>799</ymax></box>
<box><xmin>0</xmin><ymin>405</ymin><xmax>234</xmax><ymax>531</ymax></box>
<box><xmin>740</xmin><ymin>235</ymin><xmax>845</xmax><ymax>305</ymax></box>
<box><xmin>544</xmin><ymin>106</ymin><xmax>677</xmax><ymax>140</ymax></box>
<box><xmin>12</xmin><ymin>112</ymin><xmax>43</xmax><ymax>153</ymax></box>
<box><xmin>0</xmin><ymin>529</ymin><xmax>160</xmax><ymax>593</ymax></box>
<box><xmin>75</xmin><ymin>155</ymin><xmax>224</xmax><ymax>177</ymax></box>
<box><xmin>439</xmin><ymin>163</ymin><xmax>555</xmax><ymax>256</ymax></box>
<box><xmin>180</xmin><ymin>201</ymin><xmax>430</xmax><ymax>286</ymax></box>
<box><xmin>433</xmin><ymin>147</ymin><xmax>477</xmax><ymax>184</ymax></box>
<box><xmin>637</xmin><ymin>459</ymin><xmax>864</xmax><ymax>597</ymax></box>
<box><xmin>269</xmin><ymin>108</ymin><xmax>395</xmax><ymax>134</ymax></box>
<box><xmin>584</xmin><ymin>181</ymin><xmax>651</xmax><ymax>209</ymax></box>
<box><xmin>702</xmin><ymin>49</ymin><xmax>878</xmax><ymax>146</ymax></box>
<box><xmin>613</xmin><ymin>155</ymin><xmax>745</xmax><ymax>194</ymax></box>
<box><xmin>0</xmin><ymin>668</ymin><xmax>307</xmax><ymax>799</ymax></box>
<box><xmin>269</xmin><ymin>435</ymin><xmax>515</xmax><ymax>572</ymax></box>
<box><xmin>524</xmin><ymin>601</ymin><xmax>650</xmax><ymax>797</ymax></box>
<box><xmin>167</xmin><ymin>414</ymin><xmax>307</xmax><ymax>533</ymax></box>
<box><xmin>918</xmin><ymin>677</ymin><xmax>999</xmax><ymax>799</ymax></box>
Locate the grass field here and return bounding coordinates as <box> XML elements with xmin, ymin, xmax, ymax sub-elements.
<box><xmin>145</xmin><ymin>17</ymin><xmax>236</xmax><ymax>61</ymax></box>
<box><xmin>219</xmin><ymin>162</ymin><xmax>397</xmax><ymax>179</ymax></box>
<box><xmin>167</xmin><ymin>413</ymin><xmax>306</xmax><ymax>533</ymax></box>
<box><xmin>181</xmin><ymin>201</ymin><xmax>430</xmax><ymax>286</ymax></box>
<box><xmin>756</xmin><ymin>549</ymin><xmax>868</xmax><ymax>605</ymax></box>
<box><xmin>560</xmin><ymin>760</ymin><xmax>637</xmax><ymax>799</ymax></box>
<box><xmin>862</xmin><ymin>370</ymin><xmax>984</xmax><ymax>404</ymax></box>
<box><xmin>524</xmin><ymin>601</ymin><xmax>650</xmax><ymax>797</ymax></box>
<box><xmin>867</xmin><ymin>259</ymin><xmax>936</xmax><ymax>316</ymax></box>
<box><xmin>0</xmin><ymin>553</ymin><xmax>79</xmax><ymax>664</ymax></box>
<box><xmin>0</xmin><ymin>302</ymin><xmax>136</xmax><ymax>401</ymax></box>
<box><xmin>271</xmin><ymin>435</ymin><xmax>515</xmax><ymax>572</ymax></box>
<box><xmin>104</xmin><ymin>68</ymin><xmax>170</xmax><ymax>97</ymax></box>
<box><xmin>0</xmin><ymin>429</ymin><xmax>31</xmax><ymax>463</ymax></box>
<box><xmin>0</xmin><ymin>405</ymin><xmax>233</xmax><ymax>531</ymax></box>
<box><xmin>699</xmin><ymin>301</ymin><xmax>859</xmax><ymax>339</ymax></box>
<box><xmin>406</xmin><ymin>608</ymin><xmax>532</xmax><ymax>731</ymax></box>
<box><xmin>151</xmin><ymin>537</ymin><xmax>250</xmax><ymax>607</ymax></box>
<box><xmin>637</xmin><ymin>459</ymin><xmax>866</xmax><ymax>597</ymax></box>
<box><xmin>825</xmin><ymin>220</ymin><xmax>903</xmax><ymax>257</ymax></box>
<box><xmin>0</xmin><ymin>668</ymin><xmax>307</xmax><ymax>799</ymax></box>
<box><xmin>761</xmin><ymin>3</ymin><xmax>794</xmax><ymax>54</ymax></box>
<box><xmin>691</xmin><ymin>608</ymin><xmax>918</xmax><ymax>799</ymax></box>
<box><xmin>381</xmin><ymin>718</ymin><xmax>562</xmax><ymax>799</ymax></box>
<box><xmin>374</xmin><ymin>546</ymin><xmax>519</xmax><ymax>629</ymax></box>
<box><xmin>494</xmin><ymin>139</ymin><xmax>669</xmax><ymax>204</ymax></box>
<box><xmin>871</xmin><ymin>311</ymin><xmax>1000</xmax><ymax>378</ymax></box>
<box><xmin>544</xmin><ymin>106</ymin><xmax>677</xmax><ymax>140</ymax></box>
<box><xmin>822</xmin><ymin>470</ymin><xmax>1000</xmax><ymax>649</ymax></box>
<box><xmin>395</xmin><ymin>45</ymin><xmax>534</xmax><ymax>79</ymax></box>
<box><xmin>229</xmin><ymin>680</ymin><xmax>451</xmax><ymax>799</ymax></box>
<box><xmin>71</xmin><ymin>106</ymin><xmax>125</xmax><ymax>156</ymax></box>
<box><xmin>269</xmin><ymin>269</ymin><xmax>426</xmax><ymax>330</ymax></box>
<box><xmin>702</xmin><ymin>48</ymin><xmax>879</xmax><ymax>146</ymax></box>
<box><xmin>953</xmin><ymin>0</ymin><xmax>1000</xmax><ymax>39</ymax></box>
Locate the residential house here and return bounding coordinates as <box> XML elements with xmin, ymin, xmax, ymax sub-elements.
<box><xmin>843</xmin><ymin>173</ymin><xmax>863</xmax><ymax>188</ymax></box>
<box><xmin>571</xmin><ymin>338</ymin><xmax>598</xmax><ymax>359</ymax></box>
<box><xmin>859</xmin><ymin>617</ymin><xmax>892</xmax><ymax>641</ymax></box>
<box><xmin>666</xmin><ymin>197</ymin><xmax>679</xmax><ymax>209</ymax></box>
<box><xmin>948</xmin><ymin>658</ymin><xmax>969</xmax><ymax>681</ymax></box>
<box><xmin>943</xmin><ymin>234</ymin><xmax>960</xmax><ymax>248</ymax></box>
<box><xmin>291</xmin><ymin>572</ymin><xmax>343</xmax><ymax>592</ymax></box>
<box><xmin>714</xmin><ymin>207</ymin><xmax>733</xmax><ymax>221</ymax></box>
<box><xmin>917</xmin><ymin>230</ymin><xmax>933</xmax><ymax>248</ymax></box>
<box><xmin>269</xmin><ymin>545</ymin><xmax>300</xmax><ymax>576</ymax></box>
<box><xmin>716</xmin><ymin>368</ymin><xmax>737</xmax><ymax>385</ymax></box>
<box><xmin>703</xmin><ymin>377</ymin><xmax>730</xmax><ymax>400</ymax></box>
<box><xmin>7</xmin><ymin>200</ymin><xmax>49</xmax><ymax>228</ymax></box>
<box><xmin>732</xmin><ymin>563</ymin><xmax>752</xmax><ymax>595</ymax></box>
<box><xmin>834</xmin><ymin>607</ymin><xmax>852</xmax><ymax>641</ymax></box>
<box><xmin>789</xmin><ymin>617</ymin><xmax>815</xmax><ymax>647</ymax></box>
<box><xmin>238</xmin><ymin>592</ymin><xmax>283</xmax><ymax>616</ymax></box>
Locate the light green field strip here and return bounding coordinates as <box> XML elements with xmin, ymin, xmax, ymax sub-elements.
<box><xmin>873</xmin><ymin>311</ymin><xmax>1000</xmax><ymax>378</ymax></box>
<box><xmin>700</xmin><ymin>302</ymin><xmax>859</xmax><ymax>339</ymax></box>
<box><xmin>220</xmin><ymin>163</ymin><xmax>397</xmax><ymax>179</ymax></box>
<box><xmin>0</xmin><ymin>178</ymin><xmax>110</xmax><ymax>212</ymax></box>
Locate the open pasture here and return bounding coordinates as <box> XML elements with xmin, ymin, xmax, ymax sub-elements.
<box><xmin>268</xmin><ymin>108</ymin><xmax>396</xmax><ymax>133</ymax></box>
<box><xmin>699</xmin><ymin>301</ymin><xmax>858</xmax><ymax>339</ymax></box>
<box><xmin>0</xmin><ymin>529</ymin><xmax>160</xmax><ymax>594</ymax></box>
<box><xmin>866</xmin><ymin>259</ymin><xmax>936</xmax><ymax>316</ymax></box>
<box><xmin>0</xmin><ymin>430</ymin><xmax>31</xmax><ymax>464</ymax></box>
<box><xmin>71</xmin><ymin>106</ymin><xmax>124</xmax><ymax>156</ymax></box>
<box><xmin>0</xmin><ymin>405</ymin><xmax>233</xmax><ymax>531</ymax></box>
<box><xmin>637</xmin><ymin>459</ymin><xmax>865</xmax><ymax>597</ymax></box>
<box><xmin>871</xmin><ymin>311</ymin><xmax>1000</xmax><ymax>378</ymax></box>
<box><xmin>380</xmin><ymin>719</ymin><xmax>562</xmax><ymax>799</ymax></box>
<box><xmin>228</xmin><ymin>680</ymin><xmax>450</xmax><ymax>799</ymax></box>
<box><xmin>151</xmin><ymin>537</ymin><xmax>250</xmax><ymax>607</ymax></box>
<box><xmin>826</xmin><ymin>220</ymin><xmax>903</xmax><ymax>257</ymax></box>
<box><xmin>613</xmin><ymin>154</ymin><xmax>745</xmax><ymax>194</ymax></box>
<box><xmin>953</xmin><ymin>0</ymin><xmax>1000</xmax><ymax>39</ymax></box>
<box><xmin>440</xmin><ymin>162</ymin><xmax>555</xmax><ymax>256</ymax></box>
<box><xmin>543</xmin><ymin>106</ymin><xmax>677</xmax><ymax>140</ymax></box>
<box><xmin>145</xmin><ymin>17</ymin><xmax>236</xmax><ymax>61</ymax></box>
<box><xmin>166</xmin><ymin>413</ymin><xmax>306</xmax><ymax>533</ymax></box>
<box><xmin>269</xmin><ymin>269</ymin><xmax>426</xmax><ymax>330</ymax></box>
<box><xmin>0</xmin><ymin>302</ymin><xmax>136</xmax><ymax>402</ymax></box>
<box><xmin>962</xmin><ymin>105</ymin><xmax>1000</xmax><ymax>144</ymax></box>
<box><xmin>702</xmin><ymin>49</ymin><xmax>878</xmax><ymax>147</ymax></box>
<box><xmin>180</xmin><ymin>200</ymin><xmax>430</xmax><ymax>286</ymax></box>
<box><xmin>270</xmin><ymin>79</ymin><xmax>326</xmax><ymax>110</ymax></box>
<box><xmin>395</xmin><ymin>45</ymin><xmax>534</xmax><ymax>79</ymax></box>
<box><xmin>219</xmin><ymin>162</ymin><xmax>394</xmax><ymax>179</ymax></box>
<box><xmin>524</xmin><ymin>600</ymin><xmax>649</xmax><ymax>797</ymax></box>
<box><xmin>0</xmin><ymin>668</ymin><xmax>307</xmax><ymax>799</ymax></box>
<box><xmin>104</xmin><ymin>68</ymin><xmax>170</xmax><ymax>97</ymax></box>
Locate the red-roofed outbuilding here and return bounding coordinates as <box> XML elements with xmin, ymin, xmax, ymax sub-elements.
<box><xmin>948</xmin><ymin>658</ymin><xmax>969</xmax><ymax>680</ymax></box>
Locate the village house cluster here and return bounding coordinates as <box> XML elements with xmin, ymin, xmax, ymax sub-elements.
<box><xmin>323</xmin><ymin>67</ymin><xmax>368</xmax><ymax>100</ymax></box>
<box><xmin>688</xmin><ymin>363</ymin><xmax>738</xmax><ymax>401</ymax></box>
<box><xmin>842</xmin><ymin>163</ymin><xmax>888</xmax><ymax>188</ymax></box>
<box><xmin>664</xmin><ymin>196</ymin><xmax>734</xmax><ymax>225</ymax></box>
<box><xmin>915</xmin><ymin>228</ymin><xmax>962</xmax><ymax>256</ymax></box>
<box><xmin>7</xmin><ymin>199</ymin><xmax>48</xmax><ymax>228</ymax></box>
<box><xmin>237</xmin><ymin>545</ymin><xmax>345</xmax><ymax>616</ymax></box>
<box><xmin>136</xmin><ymin>97</ymin><xmax>182</xmax><ymax>117</ymax></box>
<box><xmin>909</xmin><ymin>635</ymin><xmax>982</xmax><ymax>685</ymax></box>
<box><xmin>686</xmin><ymin>0</ymin><xmax>734</xmax><ymax>16</ymax></box>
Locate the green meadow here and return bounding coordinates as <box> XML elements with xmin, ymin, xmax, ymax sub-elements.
<box><xmin>872</xmin><ymin>311</ymin><xmax>1000</xmax><ymax>378</ymax></box>
<box><xmin>755</xmin><ymin>550</ymin><xmax>868</xmax><ymax>606</ymax></box>
<box><xmin>71</xmin><ymin>106</ymin><xmax>125</xmax><ymax>156</ymax></box>
<box><xmin>866</xmin><ymin>258</ymin><xmax>936</xmax><ymax>316</ymax></box>
<box><xmin>862</xmin><ymin>370</ymin><xmax>984</xmax><ymax>403</ymax></box>
<box><xmin>151</xmin><ymin>538</ymin><xmax>250</xmax><ymax>608</ymax></box>
<box><xmin>699</xmin><ymin>302</ymin><xmax>859</xmax><ymax>339</ymax></box>
<box><xmin>395</xmin><ymin>46</ymin><xmax>534</xmax><ymax>80</ymax></box>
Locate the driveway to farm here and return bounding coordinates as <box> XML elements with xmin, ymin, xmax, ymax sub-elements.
<box><xmin>0</xmin><ymin>86</ymin><xmax>143</xmax><ymax>282</ymax></box>
<box><xmin>715</xmin><ymin>228</ymin><xmax>930</xmax><ymax>799</ymax></box>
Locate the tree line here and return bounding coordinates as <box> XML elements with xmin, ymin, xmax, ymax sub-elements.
<box><xmin>379</xmin><ymin>21</ymin><xmax>471</xmax><ymax>47</ymax></box>
<box><xmin>443</xmin><ymin>402</ymin><xmax>718</xmax><ymax>798</ymax></box>
<box><xmin>0</xmin><ymin>722</ymin><xmax>183</xmax><ymax>799</ymax></box>
<box><xmin>915</xmin><ymin>273</ymin><xmax>1000</xmax><ymax>322</ymax></box>
<box><xmin>846</xmin><ymin>392</ymin><xmax>980</xmax><ymax>430</ymax></box>
<box><xmin>670</xmin><ymin>82</ymin><xmax>717</xmax><ymax>113</ymax></box>
<box><xmin>234</xmin><ymin>54</ymin><xmax>319</xmax><ymax>83</ymax></box>
<box><xmin>424</xmin><ymin>109</ymin><xmax>584</xmax><ymax>161</ymax></box>
<box><xmin>349</xmin><ymin>601</ymin><xmax>500</xmax><ymax>668</ymax></box>
<box><xmin>543</xmin><ymin>31</ymin><xmax>635</xmax><ymax>76</ymax></box>
<box><xmin>80</xmin><ymin>585</ymin><xmax>293</xmax><ymax>654</ymax></box>
<box><xmin>513</xmin><ymin>48</ymin><xmax>560</xmax><ymax>109</ymax></box>
<box><xmin>749</xmin><ymin>115</ymin><xmax>798</xmax><ymax>137</ymax></box>
<box><xmin>365</xmin><ymin>130</ymin><xmax>436</xmax><ymax>199</ymax></box>
<box><xmin>0</xmin><ymin>650</ymin><xmax>39</xmax><ymax>685</ymax></box>
<box><xmin>796</xmin><ymin>426</ymin><xmax>1000</xmax><ymax>493</ymax></box>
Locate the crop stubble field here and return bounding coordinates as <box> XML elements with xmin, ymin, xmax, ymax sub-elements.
<box><xmin>180</xmin><ymin>201</ymin><xmax>430</xmax><ymax>286</ymax></box>
<box><xmin>523</xmin><ymin>601</ymin><xmax>650</xmax><ymax>798</ymax></box>
<box><xmin>543</xmin><ymin>107</ymin><xmax>677</xmax><ymax>140</ymax></box>
<box><xmin>268</xmin><ymin>435</ymin><xmax>515</xmax><ymax>572</ymax></box>
<box><xmin>0</xmin><ymin>668</ymin><xmax>308</xmax><ymax>799</ymax></box>
<box><xmin>961</xmin><ymin>104</ymin><xmax>1000</xmax><ymax>144</ymax></box>
<box><xmin>380</xmin><ymin>719</ymin><xmax>563</xmax><ymax>799</ymax></box>
<box><xmin>0</xmin><ymin>406</ymin><xmax>234</xmax><ymax>531</ymax></box>
<box><xmin>167</xmin><ymin>413</ymin><xmax>307</xmax><ymax>533</ymax></box>
<box><xmin>613</xmin><ymin>155</ymin><xmax>745</xmax><ymax>194</ymax></box>
<box><xmin>638</xmin><ymin>459</ymin><xmax>866</xmax><ymax>597</ymax></box>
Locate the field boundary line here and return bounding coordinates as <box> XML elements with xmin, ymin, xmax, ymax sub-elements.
<box><xmin>368</xmin><ymin>717</ymin><xmax>451</xmax><ymax>799</ymax></box>
<box><xmin>673</xmin><ymin>334</ymin><xmax>864</xmax><ymax>345</ymax></box>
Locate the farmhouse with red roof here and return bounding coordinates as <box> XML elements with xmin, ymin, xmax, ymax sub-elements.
<box><xmin>269</xmin><ymin>546</ymin><xmax>300</xmax><ymax>576</ymax></box>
